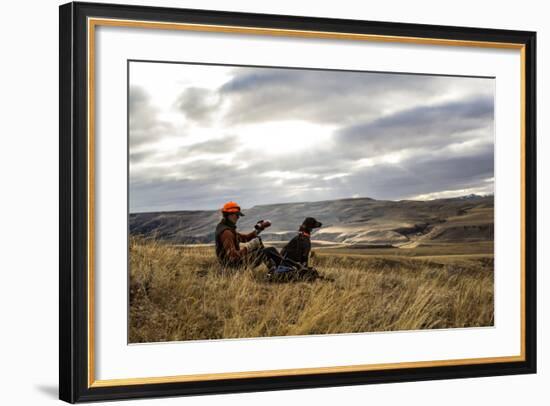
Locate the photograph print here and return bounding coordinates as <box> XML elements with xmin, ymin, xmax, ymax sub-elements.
<box><xmin>128</xmin><ymin>60</ymin><xmax>495</xmax><ymax>344</ymax></box>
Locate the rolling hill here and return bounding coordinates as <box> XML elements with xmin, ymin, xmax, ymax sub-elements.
<box><xmin>129</xmin><ymin>195</ymin><xmax>493</xmax><ymax>248</ymax></box>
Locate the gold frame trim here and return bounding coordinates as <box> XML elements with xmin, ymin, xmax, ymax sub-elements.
<box><xmin>87</xmin><ymin>17</ymin><xmax>527</xmax><ymax>388</ymax></box>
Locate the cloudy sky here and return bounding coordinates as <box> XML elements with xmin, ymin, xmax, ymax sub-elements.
<box><xmin>129</xmin><ymin>61</ymin><xmax>494</xmax><ymax>213</ymax></box>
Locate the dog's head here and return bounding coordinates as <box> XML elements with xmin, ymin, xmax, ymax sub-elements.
<box><xmin>302</xmin><ymin>217</ymin><xmax>322</xmax><ymax>230</ymax></box>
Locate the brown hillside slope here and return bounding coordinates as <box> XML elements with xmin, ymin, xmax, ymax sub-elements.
<box><xmin>130</xmin><ymin>195</ymin><xmax>493</xmax><ymax>247</ymax></box>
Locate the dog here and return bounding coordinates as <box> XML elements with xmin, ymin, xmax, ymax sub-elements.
<box><xmin>280</xmin><ymin>217</ymin><xmax>322</xmax><ymax>267</ymax></box>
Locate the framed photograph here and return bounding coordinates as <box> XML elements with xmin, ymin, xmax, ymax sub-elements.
<box><xmin>59</xmin><ymin>1</ymin><xmax>537</xmax><ymax>403</ymax></box>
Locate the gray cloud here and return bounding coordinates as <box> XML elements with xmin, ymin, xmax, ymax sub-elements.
<box><xmin>129</xmin><ymin>85</ymin><xmax>174</xmax><ymax>149</ymax></box>
<box><xmin>175</xmin><ymin>87</ymin><xmax>220</xmax><ymax>122</ymax></box>
<box><xmin>220</xmin><ymin>68</ymin><xmax>492</xmax><ymax>125</ymax></box>
<box><xmin>131</xmin><ymin>171</ymin><xmax>279</xmax><ymax>213</ymax></box>
<box><xmin>185</xmin><ymin>137</ymin><xmax>241</xmax><ymax>155</ymax></box>
<box><xmin>129</xmin><ymin>64</ymin><xmax>495</xmax><ymax>212</ymax></box>
<box><xmin>129</xmin><ymin>150</ymin><xmax>153</xmax><ymax>164</ymax></box>
<box><xmin>130</xmin><ymin>141</ymin><xmax>493</xmax><ymax>211</ymax></box>
<box><xmin>336</xmin><ymin>96</ymin><xmax>494</xmax><ymax>156</ymax></box>
<box><xmin>228</xmin><ymin>96</ymin><xmax>493</xmax><ymax>177</ymax></box>
<box><xmin>342</xmin><ymin>145</ymin><xmax>494</xmax><ymax>200</ymax></box>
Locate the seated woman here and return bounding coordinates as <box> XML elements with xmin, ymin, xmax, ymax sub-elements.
<box><xmin>215</xmin><ymin>201</ymin><xmax>281</xmax><ymax>269</ymax></box>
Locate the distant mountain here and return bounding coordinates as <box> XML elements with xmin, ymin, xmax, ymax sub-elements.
<box><xmin>449</xmin><ymin>193</ymin><xmax>491</xmax><ymax>201</ymax></box>
<box><xmin>129</xmin><ymin>195</ymin><xmax>493</xmax><ymax>247</ymax></box>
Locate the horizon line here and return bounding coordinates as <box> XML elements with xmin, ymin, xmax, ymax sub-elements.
<box><xmin>129</xmin><ymin>193</ymin><xmax>494</xmax><ymax>215</ymax></box>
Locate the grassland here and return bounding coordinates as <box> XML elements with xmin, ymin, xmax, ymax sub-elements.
<box><xmin>129</xmin><ymin>238</ymin><xmax>494</xmax><ymax>343</ymax></box>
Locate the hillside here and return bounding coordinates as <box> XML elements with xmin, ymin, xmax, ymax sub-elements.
<box><xmin>129</xmin><ymin>195</ymin><xmax>493</xmax><ymax>247</ymax></box>
<box><xmin>129</xmin><ymin>238</ymin><xmax>494</xmax><ymax>342</ymax></box>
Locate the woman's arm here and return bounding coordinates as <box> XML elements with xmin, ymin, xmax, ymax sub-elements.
<box><xmin>237</xmin><ymin>230</ymin><xmax>257</xmax><ymax>243</ymax></box>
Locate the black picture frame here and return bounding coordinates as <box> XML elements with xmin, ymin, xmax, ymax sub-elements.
<box><xmin>59</xmin><ymin>1</ymin><xmax>537</xmax><ymax>403</ymax></box>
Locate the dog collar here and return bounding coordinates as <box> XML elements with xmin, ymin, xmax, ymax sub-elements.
<box><xmin>300</xmin><ymin>231</ymin><xmax>311</xmax><ymax>237</ymax></box>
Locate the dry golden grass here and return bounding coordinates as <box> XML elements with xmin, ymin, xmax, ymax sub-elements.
<box><xmin>129</xmin><ymin>237</ymin><xmax>494</xmax><ymax>343</ymax></box>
